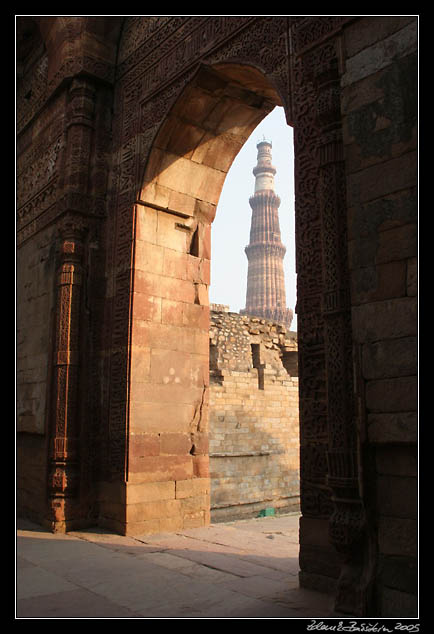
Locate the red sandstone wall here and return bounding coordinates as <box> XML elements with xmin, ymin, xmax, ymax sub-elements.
<box><xmin>16</xmin><ymin>16</ymin><xmax>418</xmax><ymax>617</ymax></box>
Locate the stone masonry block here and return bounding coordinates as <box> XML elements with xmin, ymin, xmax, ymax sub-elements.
<box><xmin>350</xmin><ymin>260</ymin><xmax>407</xmax><ymax>305</ymax></box>
<box><xmin>192</xmin><ymin>455</ymin><xmax>210</xmax><ymax>478</ymax></box>
<box><xmin>132</xmin><ymin>383</ymin><xmax>205</xmax><ymax>407</ymax></box>
<box><xmin>376</xmin><ymin>224</ymin><xmax>417</xmax><ymax>264</ymax></box>
<box><xmin>155</xmin><ymin>207</ymin><xmax>189</xmax><ymax>251</ymax></box>
<box><xmin>190</xmin><ymin>431</ymin><xmax>209</xmax><ymax>455</ymax></box>
<box><xmin>161</xmin><ymin>298</ymin><xmax>184</xmax><ymax>326</ymax></box>
<box><xmin>128</xmin><ymin>433</ymin><xmax>160</xmax><ymax>461</ymax></box>
<box><xmin>379</xmin><ymin>586</ymin><xmax>418</xmax><ymax>618</ymax></box>
<box><xmin>126</xmin><ymin>498</ymin><xmax>182</xmax><ymax>522</ymax></box>
<box><xmin>377</xmin><ymin>554</ymin><xmax>418</xmax><ymax>596</ymax></box>
<box><xmin>132</xmin><ymin>292</ymin><xmax>162</xmax><ymax>322</ymax></box>
<box><xmin>368</xmin><ymin>412</ymin><xmax>417</xmax><ymax>445</ymax></box>
<box><xmin>126</xmin><ymin>480</ymin><xmax>176</xmax><ymax>505</ymax></box>
<box><xmin>182</xmin><ymin>512</ymin><xmax>208</xmax><ymax>529</ymax></box>
<box><xmin>134</xmin><ymin>270</ymin><xmax>196</xmax><ymax>304</ymax></box>
<box><xmin>160</xmin><ymin>432</ymin><xmax>192</xmax><ymax>455</ymax></box>
<box><xmin>130</xmin><ymin>346</ymin><xmax>151</xmax><ymax>383</ymax></box>
<box><xmin>343</xmin><ymin>16</ymin><xmax>416</xmax><ymax>60</ymax></box>
<box><xmin>176</xmin><ymin>477</ymin><xmax>210</xmax><ymax>499</ymax></box>
<box><xmin>135</xmin><ymin>206</ymin><xmax>158</xmax><ymax>242</ymax></box>
<box><xmin>134</xmin><ymin>240</ymin><xmax>164</xmax><ymax>274</ymax></box>
<box><xmin>347</xmin><ymin>151</ymin><xmax>417</xmax><ymax>206</ymax></box>
<box><xmin>131</xmin><ymin>321</ymin><xmax>199</xmax><ymax>353</ymax></box>
<box><xmin>123</xmin><ymin>518</ymin><xmax>161</xmax><ymax>536</ymax></box>
<box><xmin>342</xmin><ymin>20</ymin><xmax>417</xmax><ymax>87</ymax></box>
<box><xmin>347</xmin><ymin>188</ymin><xmax>417</xmax><ymax>243</ymax></box>
<box><xmin>351</xmin><ymin>297</ymin><xmax>417</xmax><ymax>343</ymax></box>
<box><xmin>378</xmin><ymin>516</ymin><xmax>417</xmax><ymax>558</ymax></box>
<box><xmin>366</xmin><ymin>376</ymin><xmax>417</xmax><ymax>413</ymax></box>
<box><xmin>127</xmin><ymin>455</ymin><xmax>193</xmax><ymax>483</ymax></box>
<box><xmin>149</xmin><ymin>348</ymin><xmax>192</xmax><ymax>386</ymax></box>
<box><xmin>180</xmin><ymin>493</ymin><xmax>210</xmax><ymax>515</ymax></box>
<box><xmin>183</xmin><ymin>302</ymin><xmax>210</xmax><ymax>331</ymax></box>
<box><xmin>162</xmin><ymin>248</ymin><xmax>188</xmax><ymax>280</ymax></box>
<box><xmin>377</xmin><ymin>475</ymin><xmax>417</xmax><ymax>519</ymax></box>
<box><xmin>158</xmin><ymin>515</ymin><xmax>185</xmax><ymax>533</ymax></box>
<box><xmin>187</xmin><ymin>255</ymin><xmax>210</xmax><ymax>285</ymax></box>
<box><xmin>129</xmin><ymin>400</ymin><xmax>196</xmax><ymax>434</ymax></box>
<box><xmin>362</xmin><ymin>336</ymin><xmax>417</xmax><ymax>379</ymax></box>
<box><xmin>375</xmin><ymin>445</ymin><xmax>417</xmax><ymax>477</ymax></box>
<box><xmin>406</xmin><ymin>257</ymin><xmax>417</xmax><ymax>296</ymax></box>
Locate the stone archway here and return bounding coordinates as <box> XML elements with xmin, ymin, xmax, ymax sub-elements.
<box><xmin>97</xmin><ymin>16</ymin><xmax>366</xmax><ymax>613</ymax></box>
<box><xmin>100</xmin><ymin>19</ymin><xmax>366</xmax><ymax>617</ymax></box>
<box><xmin>18</xmin><ymin>16</ymin><xmax>416</xmax><ymax>617</ymax></box>
<box><xmin>102</xmin><ymin>63</ymin><xmax>287</xmax><ymax>535</ymax></box>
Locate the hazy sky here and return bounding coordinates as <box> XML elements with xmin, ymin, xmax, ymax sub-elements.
<box><xmin>209</xmin><ymin>106</ymin><xmax>297</xmax><ymax>330</ymax></box>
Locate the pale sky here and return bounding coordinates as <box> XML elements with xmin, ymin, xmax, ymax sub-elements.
<box><xmin>209</xmin><ymin>106</ymin><xmax>297</xmax><ymax>330</ymax></box>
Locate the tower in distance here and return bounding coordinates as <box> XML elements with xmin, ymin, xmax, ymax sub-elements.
<box><xmin>240</xmin><ymin>139</ymin><xmax>293</xmax><ymax>329</ymax></box>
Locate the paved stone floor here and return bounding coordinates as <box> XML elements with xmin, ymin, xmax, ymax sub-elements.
<box><xmin>16</xmin><ymin>512</ymin><xmax>335</xmax><ymax>619</ymax></box>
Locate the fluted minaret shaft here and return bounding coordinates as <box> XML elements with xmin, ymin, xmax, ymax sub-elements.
<box><xmin>241</xmin><ymin>140</ymin><xmax>293</xmax><ymax>329</ymax></box>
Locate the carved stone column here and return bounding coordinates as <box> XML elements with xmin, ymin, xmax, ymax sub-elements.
<box><xmin>46</xmin><ymin>74</ymin><xmax>103</xmax><ymax>529</ymax></box>
<box><xmin>47</xmin><ymin>218</ymin><xmax>86</xmax><ymax>528</ymax></box>
<box><xmin>64</xmin><ymin>77</ymin><xmax>96</xmax><ymax>191</ymax></box>
<box><xmin>313</xmin><ymin>40</ymin><xmax>373</xmax><ymax>616</ymax></box>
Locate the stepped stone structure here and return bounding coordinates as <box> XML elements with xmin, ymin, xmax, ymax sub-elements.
<box><xmin>209</xmin><ymin>306</ymin><xmax>299</xmax><ymax>522</ymax></box>
<box><xmin>16</xmin><ymin>17</ymin><xmax>418</xmax><ymax>617</ymax></box>
<box><xmin>240</xmin><ymin>140</ymin><xmax>293</xmax><ymax>328</ymax></box>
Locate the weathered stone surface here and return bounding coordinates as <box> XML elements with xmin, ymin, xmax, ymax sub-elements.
<box><xmin>362</xmin><ymin>336</ymin><xmax>417</xmax><ymax>379</ymax></box>
<box><xmin>378</xmin><ymin>586</ymin><xmax>419</xmax><ymax>618</ymax></box>
<box><xmin>378</xmin><ymin>516</ymin><xmax>418</xmax><ymax>557</ymax></box>
<box><xmin>366</xmin><ymin>376</ymin><xmax>417</xmax><ymax>413</ymax></box>
<box><xmin>16</xmin><ymin>16</ymin><xmax>418</xmax><ymax>617</ymax></box>
<box><xmin>368</xmin><ymin>412</ymin><xmax>417</xmax><ymax>445</ymax></box>
<box><xmin>377</xmin><ymin>554</ymin><xmax>418</xmax><ymax>596</ymax></box>
<box><xmin>375</xmin><ymin>445</ymin><xmax>417</xmax><ymax>476</ymax></box>
<box><xmin>209</xmin><ymin>309</ymin><xmax>299</xmax><ymax>521</ymax></box>
<box><xmin>352</xmin><ymin>297</ymin><xmax>417</xmax><ymax>343</ymax></box>
<box><xmin>377</xmin><ymin>475</ymin><xmax>418</xmax><ymax>519</ymax></box>
<box><xmin>342</xmin><ymin>21</ymin><xmax>418</xmax><ymax>86</ymax></box>
<box><xmin>17</xmin><ymin>225</ymin><xmax>56</xmax><ymax>434</ymax></box>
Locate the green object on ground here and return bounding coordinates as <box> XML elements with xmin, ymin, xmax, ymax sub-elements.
<box><xmin>258</xmin><ymin>507</ymin><xmax>275</xmax><ymax>517</ymax></box>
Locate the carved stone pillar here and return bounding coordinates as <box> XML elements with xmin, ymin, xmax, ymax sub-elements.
<box><xmin>47</xmin><ymin>219</ymin><xmax>86</xmax><ymax>528</ymax></box>
<box><xmin>313</xmin><ymin>41</ymin><xmax>373</xmax><ymax>616</ymax></box>
<box><xmin>46</xmin><ymin>74</ymin><xmax>103</xmax><ymax>529</ymax></box>
<box><xmin>290</xmin><ymin>15</ymin><xmax>375</xmax><ymax>614</ymax></box>
<box><xmin>64</xmin><ymin>77</ymin><xmax>96</xmax><ymax>191</ymax></box>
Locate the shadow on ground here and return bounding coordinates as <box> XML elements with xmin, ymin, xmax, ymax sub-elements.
<box><xmin>16</xmin><ymin>514</ymin><xmax>334</xmax><ymax>619</ymax></box>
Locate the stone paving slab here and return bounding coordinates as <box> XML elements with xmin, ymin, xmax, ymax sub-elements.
<box><xmin>16</xmin><ymin>513</ymin><xmax>334</xmax><ymax>619</ymax></box>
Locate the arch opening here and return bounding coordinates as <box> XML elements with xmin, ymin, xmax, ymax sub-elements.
<box><xmin>139</xmin><ymin>64</ymin><xmax>282</xmax><ymax>224</ymax></box>
<box><xmin>126</xmin><ymin>63</ymin><xmax>295</xmax><ymax>535</ymax></box>
<box><xmin>207</xmin><ymin>107</ymin><xmax>299</xmax><ymax>524</ymax></box>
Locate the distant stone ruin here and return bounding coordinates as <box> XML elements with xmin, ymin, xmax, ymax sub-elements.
<box><xmin>209</xmin><ymin>306</ymin><xmax>299</xmax><ymax>521</ymax></box>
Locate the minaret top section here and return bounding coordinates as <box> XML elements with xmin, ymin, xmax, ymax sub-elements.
<box><xmin>253</xmin><ymin>139</ymin><xmax>277</xmax><ymax>193</ymax></box>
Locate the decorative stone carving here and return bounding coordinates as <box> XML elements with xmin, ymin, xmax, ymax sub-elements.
<box><xmin>47</xmin><ymin>221</ymin><xmax>87</xmax><ymax>520</ymax></box>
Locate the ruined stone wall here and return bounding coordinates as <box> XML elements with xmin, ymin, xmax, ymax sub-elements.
<box><xmin>209</xmin><ymin>307</ymin><xmax>299</xmax><ymax>521</ymax></box>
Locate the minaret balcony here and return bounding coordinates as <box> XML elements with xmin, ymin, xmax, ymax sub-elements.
<box><xmin>245</xmin><ymin>241</ymin><xmax>287</xmax><ymax>259</ymax></box>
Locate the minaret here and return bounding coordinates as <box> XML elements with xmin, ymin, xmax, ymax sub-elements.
<box><xmin>240</xmin><ymin>139</ymin><xmax>293</xmax><ymax>329</ymax></box>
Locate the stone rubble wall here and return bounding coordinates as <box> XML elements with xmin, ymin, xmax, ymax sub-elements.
<box><xmin>209</xmin><ymin>307</ymin><xmax>299</xmax><ymax>521</ymax></box>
